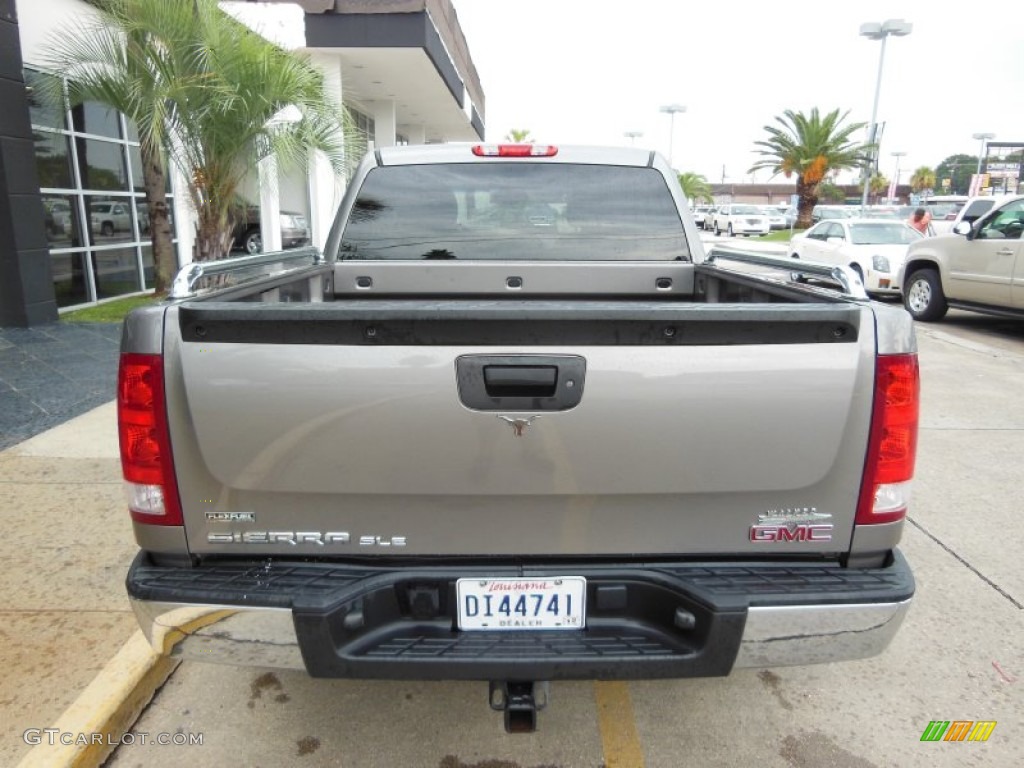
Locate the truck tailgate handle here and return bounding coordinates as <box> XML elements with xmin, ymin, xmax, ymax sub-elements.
<box><xmin>457</xmin><ymin>355</ymin><xmax>586</xmax><ymax>412</ymax></box>
<box><xmin>483</xmin><ymin>365</ymin><xmax>557</xmax><ymax>397</ymax></box>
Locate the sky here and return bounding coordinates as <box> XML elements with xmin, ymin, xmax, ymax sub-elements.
<box><xmin>451</xmin><ymin>0</ymin><xmax>1024</xmax><ymax>186</ymax></box>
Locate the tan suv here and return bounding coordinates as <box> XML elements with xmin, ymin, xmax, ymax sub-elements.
<box><xmin>900</xmin><ymin>195</ymin><xmax>1024</xmax><ymax>321</ymax></box>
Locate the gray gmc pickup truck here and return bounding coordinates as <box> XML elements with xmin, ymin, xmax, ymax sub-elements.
<box><xmin>119</xmin><ymin>144</ymin><xmax>918</xmax><ymax>731</ymax></box>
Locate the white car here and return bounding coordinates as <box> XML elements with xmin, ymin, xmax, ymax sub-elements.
<box><xmin>691</xmin><ymin>205</ymin><xmax>714</xmax><ymax>229</ymax></box>
<box><xmin>789</xmin><ymin>218</ymin><xmax>924</xmax><ymax>296</ymax></box>
<box><xmin>711</xmin><ymin>204</ymin><xmax>770</xmax><ymax>237</ymax></box>
<box><xmin>701</xmin><ymin>205</ymin><xmax>721</xmax><ymax>230</ymax></box>
<box><xmin>760</xmin><ymin>207</ymin><xmax>789</xmax><ymax>231</ymax></box>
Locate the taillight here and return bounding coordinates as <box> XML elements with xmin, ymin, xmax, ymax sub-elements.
<box><xmin>856</xmin><ymin>354</ymin><xmax>919</xmax><ymax>525</ymax></box>
<box><xmin>472</xmin><ymin>144</ymin><xmax>558</xmax><ymax>157</ymax></box>
<box><xmin>118</xmin><ymin>353</ymin><xmax>182</xmax><ymax>526</ymax></box>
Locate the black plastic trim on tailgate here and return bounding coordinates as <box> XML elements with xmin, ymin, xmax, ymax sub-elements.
<box><xmin>178</xmin><ymin>302</ymin><xmax>860</xmax><ymax>346</ymax></box>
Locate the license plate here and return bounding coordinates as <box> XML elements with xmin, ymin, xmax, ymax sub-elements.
<box><xmin>456</xmin><ymin>577</ymin><xmax>586</xmax><ymax>631</ymax></box>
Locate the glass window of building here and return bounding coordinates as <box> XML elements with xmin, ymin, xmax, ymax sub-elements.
<box><xmin>25</xmin><ymin>69</ymin><xmax>66</xmax><ymax>130</ymax></box>
<box><xmin>33</xmin><ymin>133</ymin><xmax>74</xmax><ymax>188</ymax></box>
<box><xmin>26</xmin><ymin>67</ymin><xmax>177</xmax><ymax>309</ymax></box>
<box><xmin>76</xmin><ymin>139</ymin><xmax>130</xmax><ymax>191</ymax></box>
<box><xmin>72</xmin><ymin>102</ymin><xmax>123</xmax><ymax>140</ymax></box>
<box><xmin>347</xmin><ymin>107</ymin><xmax>375</xmax><ymax>148</ymax></box>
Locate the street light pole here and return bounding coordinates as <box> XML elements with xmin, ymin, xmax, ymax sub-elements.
<box><xmin>891</xmin><ymin>151</ymin><xmax>906</xmax><ymax>202</ymax></box>
<box><xmin>659</xmin><ymin>104</ymin><xmax>686</xmax><ymax>169</ymax></box>
<box><xmin>623</xmin><ymin>131</ymin><xmax>643</xmax><ymax>146</ymax></box>
<box><xmin>859</xmin><ymin>19</ymin><xmax>912</xmax><ymax>214</ymax></box>
<box><xmin>972</xmin><ymin>132</ymin><xmax>995</xmax><ymax>176</ymax></box>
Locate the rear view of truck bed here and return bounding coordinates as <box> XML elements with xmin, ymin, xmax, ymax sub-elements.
<box><xmin>119</xmin><ymin>144</ymin><xmax>917</xmax><ymax>730</ymax></box>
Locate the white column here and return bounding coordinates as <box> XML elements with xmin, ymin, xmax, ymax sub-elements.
<box><xmin>308</xmin><ymin>150</ymin><xmax>344</xmax><ymax>251</ymax></box>
<box><xmin>258</xmin><ymin>155</ymin><xmax>282</xmax><ymax>253</ymax></box>
<box><xmin>372</xmin><ymin>100</ymin><xmax>397</xmax><ymax>148</ymax></box>
<box><xmin>170</xmin><ymin>155</ymin><xmax>195</xmax><ymax>267</ymax></box>
<box><xmin>405</xmin><ymin>125</ymin><xmax>427</xmax><ymax>145</ymax></box>
<box><xmin>304</xmin><ymin>53</ymin><xmax>348</xmax><ymax>251</ymax></box>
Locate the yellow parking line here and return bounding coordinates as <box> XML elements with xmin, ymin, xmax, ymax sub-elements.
<box><xmin>594</xmin><ymin>681</ymin><xmax>645</xmax><ymax>768</ymax></box>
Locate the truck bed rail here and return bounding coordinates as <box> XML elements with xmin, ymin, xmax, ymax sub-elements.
<box><xmin>169</xmin><ymin>246</ymin><xmax>322</xmax><ymax>299</ymax></box>
<box><xmin>705</xmin><ymin>247</ymin><xmax>868</xmax><ymax>300</ymax></box>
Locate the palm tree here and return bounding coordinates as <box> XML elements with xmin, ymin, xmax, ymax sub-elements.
<box><xmin>910</xmin><ymin>167</ymin><xmax>936</xmax><ymax>195</ymax></box>
<box><xmin>869</xmin><ymin>174</ymin><xmax>889</xmax><ymax>203</ymax></box>
<box><xmin>43</xmin><ymin>0</ymin><xmax>358</xmax><ymax>272</ymax></box>
<box><xmin>677</xmin><ymin>172</ymin><xmax>713</xmax><ymax>204</ymax></box>
<box><xmin>749</xmin><ymin>108</ymin><xmax>873</xmax><ymax>229</ymax></box>
<box><xmin>167</xmin><ymin>1</ymin><xmax>356</xmax><ymax>261</ymax></box>
<box><xmin>816</xmin><ymin>182</ymin><xmax>845</xmax><ymax>203</ymax></box>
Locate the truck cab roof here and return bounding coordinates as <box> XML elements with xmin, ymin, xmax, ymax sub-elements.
<box><xmin>376</xmin><ymin>143</ymin><xmax>661</xmax><ymax>168</ymax></box>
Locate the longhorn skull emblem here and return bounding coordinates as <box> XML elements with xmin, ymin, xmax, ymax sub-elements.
<box><xmin>497</xmin><ymin>414</ymin><xmax>541</xmax><ymax>437</ymax></box>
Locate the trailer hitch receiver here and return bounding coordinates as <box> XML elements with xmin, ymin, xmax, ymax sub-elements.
<box><xmin>488</xmin><ymin>681</ymin><xmax>549</xmax><ymax>733</ymax></box>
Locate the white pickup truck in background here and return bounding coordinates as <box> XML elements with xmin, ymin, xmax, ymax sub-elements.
<box><xmin>119</xmin><ymin>144</ymin><xmax>918</xmax><ymax>732</ymax></box>
<box><xmin>89</xmin><ymin>200</ymin><xmax>133</xmax><ymax>236</ymax></box>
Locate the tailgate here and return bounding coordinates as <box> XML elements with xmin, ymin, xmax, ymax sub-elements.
<box><xmin>166</xmin><ymin>301</ymin><xmax>874</xmax><ymax>557</ymax></box>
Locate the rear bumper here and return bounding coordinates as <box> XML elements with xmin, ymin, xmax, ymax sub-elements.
<box><xmin>127</xmin><ymin>551</ymin><xmax>913</xmax><ymax>680</ymax></box>
<box><xmin>864</xmin><ymin>270</ymin><xmax>901</xmax><ymax>294</ymax></box>
<box><xmin>731</xmin><ymin>223</ymin><xmax>769</xmax><ymax>235</ymax></box>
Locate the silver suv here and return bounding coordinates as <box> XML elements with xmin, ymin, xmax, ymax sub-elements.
<box><xmin>900</xmin><ymin>195</ymin><xmax>1024</xmax><ymax>321</ymax></box>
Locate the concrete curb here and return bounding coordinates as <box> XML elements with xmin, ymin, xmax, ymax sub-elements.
<box><xmin>16</xmin><ymin>632</ymin><xmax>178</xmax><ymax>768</ymax></box>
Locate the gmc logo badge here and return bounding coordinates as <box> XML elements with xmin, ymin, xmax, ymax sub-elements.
<box><xmin>749</xmin><ymin>524</ymin><xmax>833</xmax><ymax>542</ymax></box>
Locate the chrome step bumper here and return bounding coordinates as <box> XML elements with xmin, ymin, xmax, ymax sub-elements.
<box><xmin>127</xmin><ymin>551</ymin><xmax>914</xmax><ymax>678</ymax></box>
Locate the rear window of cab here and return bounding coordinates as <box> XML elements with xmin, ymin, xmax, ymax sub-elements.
<box><xmin>337</xmin><ymin>163</ymin><xmax>690</xmax><ymax>261</ymax></box>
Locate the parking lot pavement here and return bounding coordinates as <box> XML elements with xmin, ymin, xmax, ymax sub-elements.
<box><xmin>0</xmin><ymin>403</ymin><xmax>141</xmax><ymax>767</ymax></box>
<box><xmin>910</xmin><ymin>320</ymin><xmax>1024</xmax><ymax>606</ymax></box>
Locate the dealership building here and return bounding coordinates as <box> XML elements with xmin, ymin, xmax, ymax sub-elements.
<box><xmin>0</xmin><ymin>0</ymin><xmax>485</xmax><ymax>326</ymax></box>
